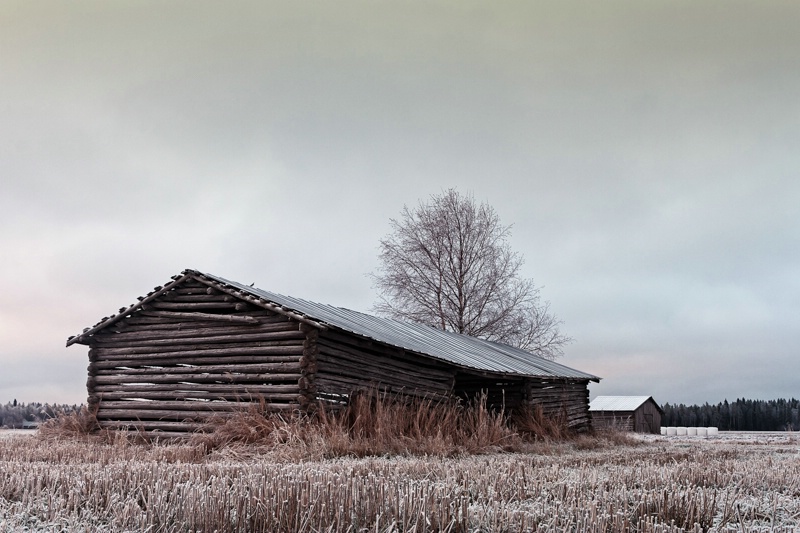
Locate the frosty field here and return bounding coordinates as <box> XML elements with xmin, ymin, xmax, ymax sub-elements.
<box><xmin>1</xmin><ymin>432</ymin><xmax>798</xmax><ymax>532</ymax></box>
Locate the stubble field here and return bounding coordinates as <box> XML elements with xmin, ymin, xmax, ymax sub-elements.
<box><xmin>0</xmin><ymin>431</ymin><xmax>798</xmax><ymax>532</ymax></box>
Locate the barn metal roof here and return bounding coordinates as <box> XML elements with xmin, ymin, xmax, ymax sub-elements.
<box><xmin>589</xmin><ymin>396</ymin><xmax>658</xmax><ymax>412</ymax></box>
<box><xmin>196</xmin><ymin>270</ymin><xmax>599</xmax><ymax>381</ymax></box>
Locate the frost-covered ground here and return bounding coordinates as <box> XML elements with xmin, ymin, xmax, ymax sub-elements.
<box><xmin>1</xmin><ymin>432</ymin><xmax>799</xmax><ymax>532</ymax></box>
<box><xmin>638</xmin><ymin>432</ymin><xmax>800</xmax><ymax>457</ymax></box>
<box><xmin>0</xmin><ymin>429</ymin><xmax>37</xmax><ymax>439</ymax></box>
<box><xmin>642</xmin><ymin>431</ymin><xmax>800</xmax><ymax>446</ymax></box>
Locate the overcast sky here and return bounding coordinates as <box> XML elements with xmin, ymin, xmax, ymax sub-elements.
<box><xmin>2</xmin><ymin>1</ymin><xmax>798</xmax><ymax>407</ymax></box>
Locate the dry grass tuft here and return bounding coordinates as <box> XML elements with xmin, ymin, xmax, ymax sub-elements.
<box><xmin>511</xmin><ymin>404</ymin><xmax>570</xmax><ymax>441</ymax></box>
<box><xmin>573</xmin><ymin>427</ymin><xmax>643</xmax><ymax>450</ymax></box>
<box><xmin>37</xmin><ymin>405</ymin><xmax>100</xmax><ymax>439</ymax></box>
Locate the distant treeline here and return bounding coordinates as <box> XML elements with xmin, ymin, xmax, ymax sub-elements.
<box><xmin>662</xmin><ymin>398</ymin><xmax>800</xmax><ymax>431</ymax></box>
<box><xmin>0</xmin><ymin>400</ymin><xmax>82</xmax><ymax>429</ymax></box>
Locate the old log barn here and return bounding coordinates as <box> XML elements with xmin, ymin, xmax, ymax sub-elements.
<box><xmin>589</xmin><ymin>396</ymin><xmax>663</xmax><ymax>433</ymax></box>
<box><xmin>67</xmin><ymin>269</ymin><xmax>600</xmax><ymax>437</ymax></box>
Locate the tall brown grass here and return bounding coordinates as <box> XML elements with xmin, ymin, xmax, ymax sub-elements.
<box><xmin>37</xmin><ymin>405</ymin><xmax>99</xmax><ymax>438</ymax></box>
<box><xmin>37</xmin><ymin>393</ymin><xmax>635</xmax><ymax>458</ymax></box>
<box><xmin>192</xmin><ymin>392</ymin><xmax>570</xmax><ymax>457</ymax></box>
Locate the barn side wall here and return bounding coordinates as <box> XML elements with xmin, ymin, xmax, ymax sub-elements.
<box><xmin>313</xmin><ymin>330</ymin><xmax>455</xmax><ymax>403</ymax></box>
<box><xmin>440</xmin><ymin>375</ymin><xmax>593</xmax><ymax>431</ymax></box>
<box><xmin>453</xmin><ymin>374</ymin><xmax>526</xmax><ymax>411</ymax></box>
<box><xmin>313</xmin><ymin>332</ymin><xmax>592</xmax><ymax>430</ymax></box>
<box><xmin>527</xmin><ymin>379</ymin><xmax>593</xmax><ymax>430</ymax></box>
<box><xmin>86</xmin><ymin>279</ymin><xmax>306</xmax><ymax>436</ymax></box>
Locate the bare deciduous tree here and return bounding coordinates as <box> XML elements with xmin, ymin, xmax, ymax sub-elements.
<box><xmin>372</xmin><ymin>189</ymin><xmax>571</xmax><ymax>360</ymax></box>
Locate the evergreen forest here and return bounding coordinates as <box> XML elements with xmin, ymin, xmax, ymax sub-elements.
<box><xmin>0</xmin><ymin>401</ymin><xmax>81</xmax><ymax>429</ymax></box>
<box><xmin>661</xmin><ymin>398</ymin><xmax>800</xmax><ymax>431</ymax></box>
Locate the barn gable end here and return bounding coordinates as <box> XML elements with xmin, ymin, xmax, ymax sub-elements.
<box><xmin>68</xmin><ymin>269</ymin><xmax>600</xmax><ymax>437</ymax></box>
<box><xmin>73</xmin><ymin>275</ymin><xmax>315</xmax><ymax>436</ymax></box>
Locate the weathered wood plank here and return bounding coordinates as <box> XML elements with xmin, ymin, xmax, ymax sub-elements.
<box><xmin>140</xmin><ymin>310</ymin><xmax>261</xmax><ymax>324</ymax></box>
<box><xmin>96</xmin><ymin>362</ymin><xmax>301</xmax><ymax>376</ymax></box>
<box><xmin>314</xmin><ymin>374</ymin><xmax>450</xmax><ymax>397</ymax></box>
<box><xmin>136</xmin><ymin>431</ymin><xmax>198</xmax><ymax>439</ymax></box>
<box><xmin>316</xmin><ymin>361</ymin><xmax>451</xmax><ymax>393</ymax></box>
<box><xmin>93</xmin><ymin>372</ymin><xmax>303</xmax><ymax>385</ymax></box>
<box><xmin>97</xmin><ymin>420</ymin><xmax>206</xmax><ymax>431</ymax></box>
<box><xmin>98</xmin><ymin>337</ymin><xmax>307</xmax><ymax>351</ymax></box>
<box><xmin>93</xmin><ymin>385</ymin><xmax>300</xmax><ymax>404</ymax></box>
<box><xmin>319</xmin><ymin>331</ymin><xmax>452</xmax><ymax>372</ymax></box>
<box><xmin>98</xmin><ymin>398</ymin><xmax>298</xmax><ymax>410</ymax></box>
<box><xmin>116</xmin><ymin>314</ymin><xmax>287</xmax><ymax>329</ymax></box>
<box><xmin>94</xmin><ymin>322</ymin><xmax>298</xmax><ymax>343</ymax></box>
<box><xmin>96</xmin><ymin>341</ymin><xmax>304</xmax><ymax>358</ymax></box>
<box><xmin>316</xmin><ymin>354</ymin><xmax>452</xmax><ymax>387</ymax></box>
<box><xmin>94</xmin><ymin>354</ymin><xmax>302</xmax><ymax>369</ymax></box>
<box><xmin>96</xmin><ymin>409</ymin><xmax>236</xmax><ymax>420</ymax></box>
<box><xmin>316</xmin><ymin>341</ymin><xmax>453</xmax><ymax>382</ymax></box>
<box><xmin>168</xmin><ymin>295</ymin><xmax>235</xmax><ymax>303</ymax></box>
<box><xmin>93</xmin><ymin>382</ymin><xmax>300</xmax><ymax>394</ymax></box>
<box><xmin>92</xmin><ymin>384</ymin><xmax>300</xmax><ymax>402</ymax></box>
<box><xmin>94</xmin><ymin>345</ymin><xmax>305</xmax><ymax>360</ymax></box>
<box><xmin>172</xmin><ymin>289</ymin><xmax>216</xmax><ymax>296</ymax></box>
<box><xmin>96</xmin><ymin>406</ymin><xmax>296</xmax><ymax>420</ymax></box>
<box><xmin>94</xmin><ymin>330</ymin><xmax>306</xmax><ymax>350</ymax></box>
<box><xmin>188</xmin><ymin>275</ymin><xmax>326</xmax><ymax>331</ymax></box>
<box><xmin>147</xmin><ymin>301</ymin><xmax>241</xmax><ymax>311</ymax></box>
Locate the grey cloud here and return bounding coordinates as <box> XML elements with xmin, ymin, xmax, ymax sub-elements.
<box><xmin>1</xmin><ymin>1</ymin><xmax>798</xmax><ymax>405</ymax></box>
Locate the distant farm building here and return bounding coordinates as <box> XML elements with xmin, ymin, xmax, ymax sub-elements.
<box><xmin>67</xmin><ymin>269</ymin><xmax>600</xmax><ymax>437</ymax></box>
<box><xmin>589</xmin><ymin>396</ymin><xmax>663</xmax><ymax>433</ymax></box>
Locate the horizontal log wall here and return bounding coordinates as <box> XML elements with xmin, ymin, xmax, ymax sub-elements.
<box><xmin>526</xmin><ymin>379</ymin><xmax>592</xmax><ymax>431</ymax></box>
<box><xmin>314</xmin><ymin>332</ymin><xmax>592</xmax><ymax>430</ymax></box>
<box><xmin>453</xmin><ymin>375</ymin><xmax>526</xmax><ymax>410</ymax></box>
<box><xmin>314</xmin><ymin>331</ymin><xmax>455</xmax><ymax>404</ymax></box>
<box><xmin>454</xmin><ymin>375</ymin><xmax>592</xmax><ymax>431</ymax></box>
<box><xmin>87</xmin><ymin>280</ymin><xmax>306</xmax><ymax>434</ymax></box>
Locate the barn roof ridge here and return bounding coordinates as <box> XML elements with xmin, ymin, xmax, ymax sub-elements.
<box><xmin>67</xmin><ymin>268</ymin><xmax>600</xmax><ymax>382</ymax></box>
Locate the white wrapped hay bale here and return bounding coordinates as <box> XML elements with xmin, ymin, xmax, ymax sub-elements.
<box><xmin>666</xmin><ymin>427</ymin><xmax>677</xmax><ymax>436</ymax></box>
<box><xmin>687</xmin><ymin>427</ymin><xmax>698</xmax><ymax>436</ymax></box>
<box><xmin>697</xmin><ymin>427</ymin><xmax>708</xmax><ymax>436</ymax></box>
<box><xmin>676</xmin><ymin>427</ymin><xmax>687</xmax><ymax>436</ymax></box>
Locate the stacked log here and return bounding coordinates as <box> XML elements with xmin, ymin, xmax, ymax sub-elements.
<box><xmin>525</xmin><ymin>379</ymin><xmax>592</xmax><ymax>430</ymax></box>
<box><xmin>453</xmin><ymin>375</ymin><xmax>592</xmax><ymax>430</ymax></box>
<box><xmin>452</xmin><ymin>375</ymin><xmax>527</xmax><ymax>410</ymax></box>
<box><xmin>298</xmin><ymin>324</ymin><xmax>318</xmax><ymax>410</ymax></box>
<box><xmin>87</xmin><ymin>281</ymin><xmax>308</xmax><ymax>435</ymax></box>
